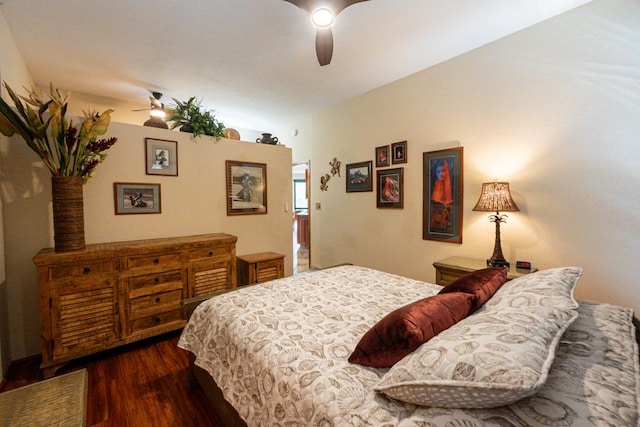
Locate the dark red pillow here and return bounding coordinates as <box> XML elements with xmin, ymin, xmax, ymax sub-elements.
<box><xmin>348</xmin><ymin>292</ymin><xmax>474</xmax><ymax>368</ymax></box>
<box><xmin>438</xmin><ymin>267</ymin><xmax>508</xmax><ymax>313</ymax></box>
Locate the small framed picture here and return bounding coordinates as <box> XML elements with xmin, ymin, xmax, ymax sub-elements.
<box><xmin>226</xmin><ymin>160</ymin><xmax>267</xmax><ymax>215</ymax></box>
<box><xmin>391</xmin><ymin>140</ymin><xmax>407</xmax><ymax>164</ymax></box>
<box><xmin>375</xmin><ymin>145</ymin><xmax>389</xmax><ymax>167</ymax></box>
<box><xmin>145</xmin><ymin>138</ymin><xmax>178</xmax><ymax>176</ymax></box>
<box><xmin>113</xmin><ymin>182</ymin><xmax>161</xmax><ymax>214</ymax></box>
<box><xmin>346</xmin><ymin>161</ymin><xmax>373</xmax><ymax>193</ymax></box>
<box><xmin>377</xmin><ymin>167</ymin><xmax>404</xmax><ymax>209</ymax></box>
<box><xmin>423</xmin><ymin>147</ymin><xmax>464</xmax><ymax>243</ymax></box>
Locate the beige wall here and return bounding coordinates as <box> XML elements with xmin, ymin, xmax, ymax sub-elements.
<box><xmin>0</xmin><ymin>9</ymin><xmax>35</xmax><ymax>379</ymax></box>
<box><xmin>305</xmin><ymin>0</ymin><xmax>640</xmax><ymax>313</ymax></box>
<box><xmin>2</xmin><ymin>121</ymin><xmax>292</xmax><ymax>359</ymax></box>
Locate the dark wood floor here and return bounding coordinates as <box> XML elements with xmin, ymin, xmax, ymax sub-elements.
<box><xmin>0</xmin><ymin>331</ymin><xmax>226</xmax><ymax>426</ymax></box>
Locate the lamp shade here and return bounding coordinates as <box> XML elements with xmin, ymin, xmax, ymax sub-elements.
<box><xmin>472</xmin><ymin>182</ymin><xmax>519</xmax><ymax>213</ymax></box>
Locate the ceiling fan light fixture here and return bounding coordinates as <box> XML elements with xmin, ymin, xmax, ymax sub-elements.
<box><xmin>311</xmin><ymin>7</ymin><xmax>334</xmax><ymax>28</ymax></box>
<box><xmin>149</xmin><ymin>106</ymin><xmax>166</xmax><ymax>119</ymax></box>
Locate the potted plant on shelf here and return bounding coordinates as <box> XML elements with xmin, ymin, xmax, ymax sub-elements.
<box><xmin>166</xmin><ymin>96</ymin><xmax>225</xmax><ymax>140</ymax></box>
<box><xmin>0</xmin><ymin>82</ymin><xmax>118</xmax><ymax>252</ymax></box>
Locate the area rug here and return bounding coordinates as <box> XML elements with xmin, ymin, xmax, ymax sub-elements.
<box><xmin>0</xmin><ymin>369</ymin><xmax>87</xmax><ymax>426</ymax></box>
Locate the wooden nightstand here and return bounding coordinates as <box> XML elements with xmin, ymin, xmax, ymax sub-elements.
<box><xmin>433</xmin><ymin>256</ymin><xmax>537</xmax><ymax>287</ymax></box>
<box><xmin>237</xmin><ymin>252</ymin><xmax>285</xmax><ymax>286</ymax></box>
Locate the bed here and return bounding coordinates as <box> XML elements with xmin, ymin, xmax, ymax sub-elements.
<box><xmin>178</xmin><ymin>265</ymin><xmax>640</xmax><ymax>426</ymax></box>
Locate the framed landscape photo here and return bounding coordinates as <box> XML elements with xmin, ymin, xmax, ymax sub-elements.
<box><xmin>226</xmin><ymin>160</ymin><xmax>267</xmax><ymax>215</ymax></box>
<box><xmin>346</xmin><ymin>161</ymin><xmax>373</xmax><ymax>192</ymax></box>
<box><xmin>375</xmin><ymin>145</ymin><xmax>389</xmax><ymax>167</ymax></box>
<box><xmin>145</xmin><ymin>138</ymin><xmax>178</xmax><ymax>176</ymax></box>
<box><xmin>114</xmin><ymin>182</ymin><xmax>161</xmax><ymax>215</ymax></box>
<box><xmin>376</xmin><ymin>167</ymin><xmax>404</xmax><ymax>209</ymax></box>
<box><xmin>391</xmin><ymin>140</ymin><xmax>407</xmax><ymax>164</ymax></box>
<box><xmin>423</xmin><ymin>147</ymin><xmax>464</xmax><ymax>243</ymax></box>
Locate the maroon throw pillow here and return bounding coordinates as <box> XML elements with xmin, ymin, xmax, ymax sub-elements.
<box><xmin>438</xmin><ymin>267</ymin><xmax>508</xmax><ymax>313</ymax></box>
<box><xmin>348</xmin><ymin>292</ymin><xmax>474</xmax><ymax>368</ymax></box>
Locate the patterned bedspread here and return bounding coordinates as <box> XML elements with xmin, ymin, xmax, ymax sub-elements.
<box><xmin>178</xmin><ymin>265</ymin><xmax>640</xmax><ymax>426</ymax></box>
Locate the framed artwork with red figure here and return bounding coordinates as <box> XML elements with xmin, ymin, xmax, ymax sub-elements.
<box><xmin>423</xmin><ymin>147</ymin><xmax>463</xmax><ymax>243</ymax></box>
<box><xmin>377</xmin><ymin>168</ymin><xmax>403</xmax><ymax>209</ymax></box>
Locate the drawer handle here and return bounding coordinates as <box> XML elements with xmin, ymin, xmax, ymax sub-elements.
<box><xmin>83</xmin><ymin>267</ymin><xmax>91</xmax><ymax>274</ymax></box>
<box><xmin>153</xmin><ymin>258</ymin><xmax>159</xmax><ymax>265</ymax></box>
<box><xmin>155</xmin><ymin>297</ymin><xmax>161</xmax><ymax>304</ymax></box>
<box><xmin>208</xmin><ymin>251</ymin><xmax>213</xmax><ymax>256</ymax></box>
<box><xmin>154</xmin><ymin>316</ymin><xmax>160</xmax><ymax>324</ymax></box>
<box><xmin>154</xmin><ymin>277</ymin><xmax>160</xmax><ymax>283</ymax></box>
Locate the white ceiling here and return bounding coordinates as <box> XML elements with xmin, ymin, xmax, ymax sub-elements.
<box><xmin>1</xmin><ymin>0</ymin><xmax>593</xmax><ymax>131</ymax></box>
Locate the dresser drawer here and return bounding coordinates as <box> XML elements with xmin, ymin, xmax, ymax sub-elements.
<box><xmin>49</xmin><ymin>260</ymin><xmax>119</xmax><ymax>280</ymax></box>
<box><xmin>126</xmin><ymin>252</ymin><xmax>181</xmax><ymax>270</ymax></box>
<box><xmin>128</xmin><ymin>270</ymin><xmax>183</xmax><ymax>291</ymax></box>
<box><xmin>129</xmin><ymin>309</ymin><xmax>183</xmax><ymax>334</ymax></box>
<box><xmin>129</xmin><ymin>289</ymin><xmax>183</xmax><ymax>316</ymax></box>
<box><xmin>188</xmin><ymin>246</ymin><xmax>231</xmax><ymax>261</ymax></box>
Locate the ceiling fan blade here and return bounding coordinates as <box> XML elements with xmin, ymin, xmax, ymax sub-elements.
<box><xmin>315</xmin><ymin>28</ymin><xmax>333</xmax><ymax>66</ymax></box>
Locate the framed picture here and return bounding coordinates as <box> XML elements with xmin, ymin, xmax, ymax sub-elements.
<box><xmin>346</xmin><ymin>161</ymin><xmax>373</xmax><ymax>192</ymax></box>
<box><xmin>391</xmin><ymin>140</ymin><xmax>407</xmax><ymax>164</ymax></box>
<box><xmin>145</xmin><ymin>138</ymin><xmax>177</xmax><ymax>176</ymax></box>
<box><xmin>376</xmin><ymin>167</ymin><xmax>404</xmax><ymax>209</ymax></box>
<box><xmin>226</xmin><ymin>160</ymin><xmax>267</xmax><ymax>215</ymax></box>
<box><xmin>423</xmin><ymin>147</ymin><xmax>464</xmax><ymax>243</ymax></box>
<box><xmin>113</xmin><ymin>182</ymin><xmax>161</xmax><ymax>215</ymax></box>
<box><xmin>375</xmin><ymin>145</ymin><xmax>389</xmax><ymax>167</ymax></box>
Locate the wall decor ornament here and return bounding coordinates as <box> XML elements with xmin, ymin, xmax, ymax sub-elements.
<box><xmin>329</xmin><ymin>157</ymin><xmax>341</xmax><ymax>176</ymax></box>
<box><xmin>0</xmin><ymin>82</ymin><xmax>118</xmax><ymax>251</ymax></box>
<box><xmin>423</xmin><ymin>147</ymin><xmax>464</xmax><ymax>243</ymax></box>
<box><xmin>226</xmin><ymin>160</ymin><xmax>268</xmax><ymax>215</ymax></box>
<box><xmin>320</xmin><ymin>174</ymin><xmax>331</xmax><ymax>191</ymax></box>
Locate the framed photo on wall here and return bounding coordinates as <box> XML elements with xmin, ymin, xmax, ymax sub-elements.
<box><xmin>346</xmin><ymin>161</ymin><xmax>373</xmax><ymax>192</ymax></box>
<box><xmin>423</xmin><ymin>147</ymin><xmax>463</xmax><ymax>243</ymax></box>
<box><xmin>226</xmin><ymin>160</ymin><xmax>267</xmax><ymax>215</ymax></box>
<box><xmin>145</xmin><ymin>138</ymin><xmax>178</xmax><ymax>176</ymax></box>
<box><xmin>376</xmin><ymin>167</ymin><xmax>404</xmax><ymax>208</ymax></box>
<box><xmin>113</xmin><ymin>182</ymin><xmax>161</xmax><ymax>214</ymax></box>
<box><xmin>391</xmin><ymin>140</ymin><xmax>407</xmax><ymax>164</ymax></box>
<box><xmin>375</xmin><ymin>145</ymin><xmax>389</xmax><ymax>167</ymax></box>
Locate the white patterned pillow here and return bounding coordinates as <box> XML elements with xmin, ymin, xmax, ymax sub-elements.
<box><xmin>374</xmin><ymin>306</ymin><xmax>578</xmax><ymax>408</ymax></box>
<box><xmin>483</xmin><ymin>267</ymin><xmax>581</xmax><ymax>311</ymax></box>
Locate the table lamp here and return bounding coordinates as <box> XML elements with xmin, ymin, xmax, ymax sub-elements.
<box><xmin>472</xmin><ymin>182</ymin><xmax>519</xmax><ymax>267</ymax></box>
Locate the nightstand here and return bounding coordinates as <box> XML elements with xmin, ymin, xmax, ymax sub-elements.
<box><xmin>433</xmin><ymin>256</ymin><xmax>537</xmax><ymax>287</ymax></box>
<box><xmin>237</xmin><ymin>252</ymin><xmax>285</xmax><ymax>286</ymax></box>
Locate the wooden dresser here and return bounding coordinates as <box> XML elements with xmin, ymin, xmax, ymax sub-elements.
<box><xmin>237</xmin><ymin>252</ymin><xmax>285</xmax><ymax>286</ymax></box>
<box><xmin>33</xmin><ymin>233</ymin><xmax>237</xmax><ymax>378</ymax></box>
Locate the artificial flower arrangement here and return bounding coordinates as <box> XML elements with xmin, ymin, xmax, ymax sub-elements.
<box><xmin>0</xmin><ymin>82</ymin><xmax>117</xmax><ymax>182</ymax></box>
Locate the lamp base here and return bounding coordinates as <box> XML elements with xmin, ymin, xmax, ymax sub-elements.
<box><xmin>487</xmin><ymin>259</ymin><xmax>510</xmax><ymax>268</ymax></box>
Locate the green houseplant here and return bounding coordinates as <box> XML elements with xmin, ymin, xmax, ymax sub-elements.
<box><xmin>166</xmin><ymin>96</ymin><xmax>225</xmax><ymax>140</ymax></box>
<box><xmin>0</xmin><ymin>82</ymin><xmax>118</xmax><ymax>251</ymax></box>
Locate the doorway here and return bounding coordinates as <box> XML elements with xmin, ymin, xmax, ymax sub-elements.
<box><xmin>292</xmin><ymin>162</ymin><xmax>310</xmax><ymax>274</ymax></box>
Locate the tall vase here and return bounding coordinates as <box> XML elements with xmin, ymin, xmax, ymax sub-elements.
<box><xmin>51</xmin><ymin>176</ymin><xmax>86</xmax><ymax>252</ymax></box>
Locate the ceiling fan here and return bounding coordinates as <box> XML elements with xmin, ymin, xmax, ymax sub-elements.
<box><xmin>132</xmin><ymin>92</ymin><xmax>169</xmax><ymax>128</ymax></box>
<box><xmin>283</xmin><ymin>0</ymin><xmax>369</xmax><ymax>66</ymax></box>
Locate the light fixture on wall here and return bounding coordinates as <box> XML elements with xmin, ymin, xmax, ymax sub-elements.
<box><xmin>141</xmin><ymin>92</ymin><xmax>168</xmax><ymax>129</ymax></box>
<box><xmin>472</xmin><ymin>182</ymin><xmax>520</xmax><ymax>267</ymax></box>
